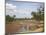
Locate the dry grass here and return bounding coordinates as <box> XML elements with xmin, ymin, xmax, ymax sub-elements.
<box><xmin>5</xmin><ymin>20</ymin><xmax>44</xmax><ymax>34</ymax></box>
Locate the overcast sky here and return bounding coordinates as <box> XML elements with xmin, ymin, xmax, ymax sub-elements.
<box><xmin>6</xmin><ymin>0</ymin><xmax>44</xmax><ymax>18</ymax></box>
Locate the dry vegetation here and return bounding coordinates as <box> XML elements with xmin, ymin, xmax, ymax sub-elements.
<box><xmin>5</xmin><ymin>20</ymin><xmax>44</xmax><ymax>34</ymax></box>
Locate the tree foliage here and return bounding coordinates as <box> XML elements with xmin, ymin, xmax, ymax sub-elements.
<box><xmin>6</xmin><ymin>15</ymin><xmax>16</xmax><ymax>22</ymax></box>
<box><xmin>31</xmin><ymin>6</ymin><xmax>44</xmax><ymax>21</ymax></box>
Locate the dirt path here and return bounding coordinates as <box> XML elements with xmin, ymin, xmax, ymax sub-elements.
<box><xmin>33</xmin><ymin>27</ymin><xmax>43</xmax><ymax>32</ymax></box>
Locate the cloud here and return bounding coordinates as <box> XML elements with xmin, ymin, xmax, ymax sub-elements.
<box><xmin>6</xmin><ymin>3</ymin><xmax>32</xmax><ymax>18</ymax></box>
<box><xmin>6</xmin><ymin>3</ymin><xmax>16</xmax><ymax>9</ymax></box>
<box><xmin>6</xmin><ymin>3</ymin><xmax>16</xmax><ymax>16</ymax></box>
<box><xmin>14</xmin><ymin>8</ymin><xmax>32</xmax><ymax>18</ymax></box>
<box><xmin>16</xmin><ymin>8</ymin><xmax>32</xmax><ymax>13</ymax></box>
<box><xmin>6</xmin><ymin>3</ymin><xmax>31</xmax><ymax>14</ymax></box>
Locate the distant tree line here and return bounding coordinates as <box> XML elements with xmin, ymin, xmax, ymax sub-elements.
<box><xmin>6</xmin><ymin>5</ymin><xmax>44</xmax><ymax>23</ymax></box>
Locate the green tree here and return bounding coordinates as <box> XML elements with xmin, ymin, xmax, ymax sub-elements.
<box><xmin>6</xmin><ymin>15</ymin><xmax>14</xmax><ymax>22</ymax></box>
<box><xmin>31</xmin><ymin>6</ymin><xmax>44</xmax><ymax>21</ymax></box>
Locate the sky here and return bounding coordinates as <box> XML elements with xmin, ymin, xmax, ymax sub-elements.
<box><xmin>6</xmin><ymin>0</ymin><xmax>44</xmax><ymax>18</ymax></box>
